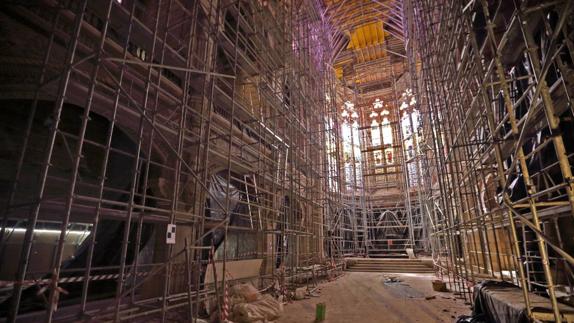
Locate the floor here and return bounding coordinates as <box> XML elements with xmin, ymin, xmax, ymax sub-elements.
<box><xmin>277</xmin><ymin>272</ymin><xmax>470</xmax><ymax>323</ymax></box>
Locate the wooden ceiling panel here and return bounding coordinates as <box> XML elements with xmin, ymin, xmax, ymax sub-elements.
<box><xmin>323</xmin><ymin>0</ymin><xmax>407</xmax><ymax>104</ymax></box>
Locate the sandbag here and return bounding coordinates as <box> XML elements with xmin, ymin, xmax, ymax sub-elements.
<box><xmin>230</xmin><ymin>283</ymin><xmax>259</xmax><ymax>303</ymax></box>
<box><xmin>232</xmin><ymin>294</ymin><xmax>283</xmax><ymax>323</ymax></box>
<box><xmin>294</xmin><ymin>287</ymin><xmax>306</xmax><ymax>300</ymax></box>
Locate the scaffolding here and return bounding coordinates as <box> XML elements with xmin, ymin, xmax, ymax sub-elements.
<box><xmin>0</xmin><ymin>0</ymin><xmax>345</xmax><ymax>321</ymax></box>
<box><xmin>4</xmin><ymin>0</ymin><xmax>574</xmax><ymax>321</ymax></box>
<box><xmin>355</xmin><ymin>78</ymin><xmax>426</xmax><ymax>256</ymax></box>
<box><xmin>322</xmin><ymin>0</ymin><xmax>427</xmax><ymax>258</ymax></box>
<box><xmin>409</xmin><ymin>0</ymin><xmax>574</xmax><ymax>320</ymax></box>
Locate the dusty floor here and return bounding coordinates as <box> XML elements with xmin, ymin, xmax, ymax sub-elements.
<box><xmin>277</xmin><ymin>272</ymin><xmax>470</xmax><ymax>323</ymax></box>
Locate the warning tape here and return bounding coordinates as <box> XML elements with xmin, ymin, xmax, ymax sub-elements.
<box><xmin>221</xmin><ymin>281</ymin><xmax>229</xmax><ymax>322</ymax></box>
<box><xmin>0</xmin><ymin>271</ymin><xmax>149</xmax><ymax>289</ymax></box>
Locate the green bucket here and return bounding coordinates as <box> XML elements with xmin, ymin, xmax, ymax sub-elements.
<box><xmin>315</xmin><ymin>302</ymin><xmax>326</xmax><ymax>322</ymax></box>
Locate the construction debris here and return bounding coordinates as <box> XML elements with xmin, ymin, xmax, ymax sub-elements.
<box><xmin>383</xmin><ymin>275</ymin><xmax>402</xmax><ymax>284</ymax></box>
<box><xmin>293</xmin><ymin>287</ymin><xmax>307</xmax><ymax>300</ymax></box>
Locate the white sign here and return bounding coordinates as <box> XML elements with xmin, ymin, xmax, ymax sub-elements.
<box><xmin>166</xmin><ymin>224</ymin><xmax>176</xmax><ymax>244</ymax></box>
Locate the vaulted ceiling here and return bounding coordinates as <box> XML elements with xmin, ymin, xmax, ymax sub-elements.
<box><xmin>322</xmin><ymin>0</ymin><xmax>408</xmax><ymax>105</ymax></box>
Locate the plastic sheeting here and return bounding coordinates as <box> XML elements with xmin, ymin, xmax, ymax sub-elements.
<box><xmin>470</xmin><ymin>281</ymin><xmax>530</xmax><ymax>323</ymax></box>
<box><xmin>208</xmin><ymin>173</ymin><xmax>241</xmax><ymax>221</ymax></box>
<box><xmin>205</xmin><ymin>173</ymin><xmax>241</xmax><ymax>249</ymax></box>
<box><xmin>204</xmin><ymin>173</ymin><xmax>251</xmax><ymax>251</ymax></box>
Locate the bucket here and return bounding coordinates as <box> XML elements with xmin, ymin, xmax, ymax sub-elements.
<box><xmin>315</xmin><ymin>302</ymin><xmax>326</xmax><ymax>321</ymax></box>
<box><xmin>432</xmin><ymin>280</ymin><xmax>448</xmax><ymax>292</ymax></box>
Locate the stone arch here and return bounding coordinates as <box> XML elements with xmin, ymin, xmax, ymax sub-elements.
<box><xmin>0</xmin><ymin>98</ymin><xmax>165</xmax><ymax>310</ymax></box>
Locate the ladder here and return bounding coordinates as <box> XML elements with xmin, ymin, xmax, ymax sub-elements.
<box><xmin>243</xmin><ymin>174</ymin><xmax>262</xmax><ymax>230</ymax></box>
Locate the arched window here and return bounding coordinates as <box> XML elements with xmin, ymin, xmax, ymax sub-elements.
<box><xmin>325</xmin><ymin>116</ymin><xmax>338</xmax><ymax>192</ymax></box>
<box><xmin>381</xmin><ymin>117</ymin><xmax>394</xmax><ymax>164</ymax></box>
<box><xmin>371</xmin><ymin>120</ymin><xmax>382</xmax><ymax>165</ymax></box>
<box><xmin>400</xmin><ymin>87</ymin><xmax>421</xmax><ymax>186</ymax></box>
<box><xmin>341</xmin><ymin>120</ymin><xmax>362</xmax><ymax>189</ymax></box>
<box><xmin>381</xmin><ymin>117</ymin><xmax>393</xmax><ymax>145</ymax></box>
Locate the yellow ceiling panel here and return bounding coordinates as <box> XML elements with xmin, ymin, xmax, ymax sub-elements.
<box><xmin>347</xmin><ymin>21</ymin><xmax>385</xmax><ymax>50</ymax></box>
<box><xmin>334</xmin><ymin>66</ymin><xmax>344</xmax><ymax>79</ymax></box>
<box><xmin>377</xmin><ymin>24</ymin><xmax>385</xmax><ymax>41</ymax></box>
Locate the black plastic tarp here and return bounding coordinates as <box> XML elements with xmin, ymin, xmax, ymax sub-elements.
<box><xmin>470</xmin><ymin>281</ymin><xmax>530</xmax><ymax>323</ymax></box>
